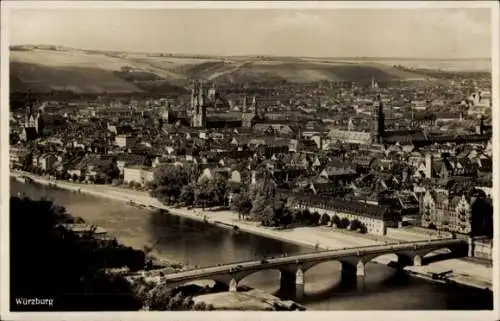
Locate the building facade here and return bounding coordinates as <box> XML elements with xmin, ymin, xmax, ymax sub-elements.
<box><xmin>291</xmin><ymin>194</ymin><xmax>400</xmax><ymax>235</ymax></box>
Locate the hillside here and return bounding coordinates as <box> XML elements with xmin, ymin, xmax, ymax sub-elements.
<box><xmin>9</xmin><ymin>46</ymin><xmax>453</xmax><ymax>95</ymax></box>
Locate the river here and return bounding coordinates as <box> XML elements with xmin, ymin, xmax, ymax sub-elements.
<box><xmin>10</xmin><ymin>179</ymin><xmax>493</xmax><ymax>310</ymax></box>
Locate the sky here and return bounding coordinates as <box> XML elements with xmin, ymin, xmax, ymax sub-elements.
<box><xmin>8</xmin><ymin>7</ymin><xmax>492</xmax><ymax>59</ymax></box>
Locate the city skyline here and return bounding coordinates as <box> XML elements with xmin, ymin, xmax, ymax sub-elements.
<box><xmin>9</xmin><ymin>7</ymin><xmax>492</xmax><ymax>59</ymax></box>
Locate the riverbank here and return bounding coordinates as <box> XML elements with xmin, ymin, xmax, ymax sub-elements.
<box><xmin>10</xmin><ymin>171</ymin><xmax>493</xmax><ymax>292</ymax></box>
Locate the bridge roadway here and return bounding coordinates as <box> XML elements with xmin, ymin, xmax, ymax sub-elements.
<box><xmin>152</xmin><ymin>238</ymin><xmax>468</xmax><ymax>293</ymax></box>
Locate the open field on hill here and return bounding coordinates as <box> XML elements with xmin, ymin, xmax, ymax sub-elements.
<box><xmin>9</xmin><ymin>47</ymin><xmax>490</xmax><ymax>94</ymax></box>
<box><xmin>10</xmin><ymin>62</ymin><xmax>144</xmax><ymax>94</ymax></box>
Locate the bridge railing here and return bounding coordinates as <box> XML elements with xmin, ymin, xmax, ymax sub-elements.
<box><xmin>159</xmin><ymin>238</ymin><xmax>464</xmax><ymax>274</ymax></box>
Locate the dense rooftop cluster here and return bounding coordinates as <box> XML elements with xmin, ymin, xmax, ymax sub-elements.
<box><xmin>10</xmin><ymin>74</ymin><xmax>493</xmax><ymax>238</ymax></box>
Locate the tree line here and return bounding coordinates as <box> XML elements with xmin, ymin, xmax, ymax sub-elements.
<box><xmin>10</xmin><ymin>196</ymin><xmax>222</xmax><ymax>311</ymax></box>
<box><xmin>149</xmin><ymin>164</ymin><xmax>368</xmax><ymax>233</ymax></box>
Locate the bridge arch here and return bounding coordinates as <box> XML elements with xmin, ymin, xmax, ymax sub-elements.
<box><xmin>362</xmin><ymin>252</ymin><xmax>400</xmax><ymax>266</ymax></box>
<box><xmin>235</xmin><ymin>267</ymin><xmax>285</xmax><ymax>284</ymax></box>
<box><xmin>300</xmin><ymin>259</ymin><xmax>343</xmax><ymax>273</ymax></box>
<box><xmin>417</xmin><ymin>246</ymin><xmax>456</xmax><ymax>258</ymax></box>
<box><xmin>164</xmin><ymin>278</ymin><xmax>232</xmax><ymax>292</ymax></box>
<box><xmin>235</xmin><ymin>267</ymin><xmax>286</xmax><ymax>292</ymax></box>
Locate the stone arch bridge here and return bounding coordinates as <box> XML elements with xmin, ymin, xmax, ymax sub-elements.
<box><xmin>151</xmin><ymin>238</ymin><xmax>467</xmax><ymax>294</ymax></box>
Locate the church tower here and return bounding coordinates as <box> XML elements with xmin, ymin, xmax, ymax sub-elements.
<box><xmin>208</xmin><ymin>82</ymin><xmax>217</xmax><ymax>103</ymax></box>
<box><xmin>479</xmin><ymin>115</ymin><xmax>485</xmax><ymax>135</ymax></box>
<box><xmin>191</xmin><ymin>80</ymin><xmax>207</xmax><ymax>128</ymax></box>
<box><xmin>374</xmin><ymin>94</ymin><xmax>385</xmax><ymax>144</ymax></box>
<box><xmin>348</xmin><ymin>117</ymin><xmax>354</xmax><ymax>131</ymax></box>
<box><xmin>251</xmin><ymin>95</ymin><xmax>257</xmax><ymax>116</ymax></box>
<box><xmin>242</xmin><ymin>92</ymin><xmax>247</xmax><ymax>112</ymax></box>
<box><xmin>371</xmin><ymin>74</ymin><xmax>378</xmax><ymax>90</ymax></box>
<box><xmin>242</xmin><ymin>94</ymin><xmax>257</xmax><ymax>128</ymax></box>
<box><xmin>35</xmin><ymin>107</ymin><xmax>44</xmax><ymax>137</ymax></box>
<box><xmin>25</xmin><ymin>89</ymin><xmax>33</xmax><ymax>127</ymax></box>
<box><xmin>22</xmin><ymin>88</ymin><xmax>42</xmax><ymax>141</ymax></box>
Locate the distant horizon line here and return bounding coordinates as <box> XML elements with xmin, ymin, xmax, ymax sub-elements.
<box><xmin>9</xmin><ymin>44</ymin><xmax>492</xmax><ymax>61</ymax></box>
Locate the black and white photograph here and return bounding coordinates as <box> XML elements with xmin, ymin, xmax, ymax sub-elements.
<box><xmin>1</xmin><ymin>1</ymin><xmax>498</xmax><ymax>320</ymax></box>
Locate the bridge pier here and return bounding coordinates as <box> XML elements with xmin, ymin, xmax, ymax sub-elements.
<box><xmin>341</xmin><ymin>261</ymin><xmax>365</xmax><ymax>284</ymax></box>
<box><xmin>356</xmin><ymin>260</ymin><xmax>365</xmax><ymax>277</ymax></box>
<box><xmin>413</xmin><ymin>255</ymin><xmax>423</xmax><ymax>267</ymax></box>
<box><xmin>229</xmin><ymin>278</ymin><xmax>238</xmax><ymax>292</ymax></box>
<box><xmin>279</xmin><ymin>269</ymin><xmax>297</xmax><ymax>294</ymax></box>
<box><xmin>396</xmin><ymin>254</ymin><xmax>413</xmax><ymax>267</ymax></box>
<box><xmin>295</xmin><ymin>268</ymin><xmax>305</xmax><ymax>299</ymax></box>
<box><xmin>468</xmin><ymin>237</ymin><xmax>474</xmax><ymax>257</ymax></box>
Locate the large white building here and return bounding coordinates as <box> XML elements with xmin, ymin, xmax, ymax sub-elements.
<box><xmin>115</xmin><ymin>135</ymin><xmax>137</xmax><ymax>148</ymax></box>
<box><xmin>123</xmin><ymin>166</ymin><xmax>154</xmax><ymax>186</ymax></box>
<box><xmin>291</xmin><ymin>193</ymin><xmax>400</xmax><ymax>236</ymax></box>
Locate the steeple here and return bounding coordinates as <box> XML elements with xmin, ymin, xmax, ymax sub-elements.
<box><xmin>348</xmin><ymin>117</ymin><xmax>354</xmax><ymax>131</ymax></box>
<box><xmin>242</xmin><ymin>92</ymin><xmax>247</xmax><ymax>112</ymax></box>
<box><xmin>198</xmin><ymin>80</ymin><xmax>205</xmax><ymax>108</ymax></box>
<box><xmin>374</xmin><ymin>94</ymin><xmax>385</xmax><ymax>144</ymax></box>
<box><xmin>208</xmin><ymin>81</ymin><xmax>217</xmax><ymax>102</ymax></box>
<box><xmin>191</xmin><ymin>80</ymin><xmax>198</xmax><ymax>113</ymax></box>
<box><xmin>25</xmin><ymin>89</ymin><xmax>33</xmax><ymax>127</ymax></box>
<box><xmin>27</xmin><ymin>88</ymin><xmax>33</xmax><ymax>108</ymax></box>
<box><xmin>191</xmin><ymin>79</ymin><xmax>207</xmax><ymax>128</ymax></box>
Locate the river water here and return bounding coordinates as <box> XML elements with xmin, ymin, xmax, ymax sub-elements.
<box><xmin>11</xmin><ymin>179</ymin><xmax>493</xmax><ymax>310</ymax></box>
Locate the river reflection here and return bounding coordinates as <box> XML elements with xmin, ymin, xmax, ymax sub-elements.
<box><xmin>10</xmin><ymin>179</ymin><xmax>493</xmax><ymax>310</ymax></box>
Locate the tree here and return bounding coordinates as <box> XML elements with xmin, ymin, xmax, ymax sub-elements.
<box><xmin>166</xmin><ymin>291</ymin><xmax>184</xmax><ymax>311</ymax></box>
<box><xmin>185</xmin><ymin>163</ymin><xmax>201</xmax><ymax>184</ymax></box>
<box><xmin>212</xmin><ymin>174</ymin><xmax>229</xmax><ymax>206</ymax></box>
<box><xmin>292</xmin><ymin>209</ymin><xmax>303</xmax><ymax>225</ymax></box>
<box><xmin>10</xmin><ymin>197</ymin><xmax>143</xmax><ymax>311</ymax></box>
<box><xmin>261</xmin><ymin>205</ymin><xmax>276</xmax><ymax>227</ymax></box>
<box><xmin>182</xmin><ymin>296</ymin><xmax>194</xmax><ymax>310</ymax></box>
<box><xmin>150</xmin><ymin>165</ymin><xmax>189</xmax><ymax>204</ymax></box>
<box><xmin>193</xmin><ymin>301</ymin><xmax>207</xmax><ymax>311</ymax></box>
<box><xmin>280</xmin><ymin>206</ymin><xmax>293</xmax><ymax>228</ymax></box>
<box><xmin>231</xmin><ymin>191</ymin><xmax>252</xmax><ymax>220</ymax></box>
<box><xmin>148</xmin><ymin>283</ymin><xmax>175</xmax><ymax>310</ymax></box>
<box><xmin>179</xmin><ymin>184</ymin><xmax>195</xmax><ymax>206</ymax></box>
<box><xmin>311</xmin><ymin>212</ymin><xmax>321</xmax><ymax>226</ymax></box>
<box><xmin>320</xmin><ymin>213</ymin><xmax>331</xmax><ymax>226</ymax></box>
<box><xmin>338</xmin><ymin>217</ymin><xmax>350</xmax><ymax>229</ymax></box>
<box><xmin>101</xmin><ymin>159</ymin><xmax>120</xmax><ymax>181</ymax></box>
<box><xmin>249</xmin><ymin>175</ymin><xmax>277</xmax><ymax>222</ymax></box>
<box><xmin>301</xmin><ymin>209</ymin><xmax>311</xmax><ymax>225</ymax></box>
<box><xmin>349</xmin><ymin>219</ymin><xmax>363</xmax><ymax>231</ymax></box>
<box><xmin>195</xmin><ymin>177</ymin><xmax>214</xmax><ymax>209</ymax></box>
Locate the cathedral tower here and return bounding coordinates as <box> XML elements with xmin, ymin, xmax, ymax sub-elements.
<box><xmin>191</xmin><ymin>80</ymin><xmax>207</xmax><ymax>128</ymax></box>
